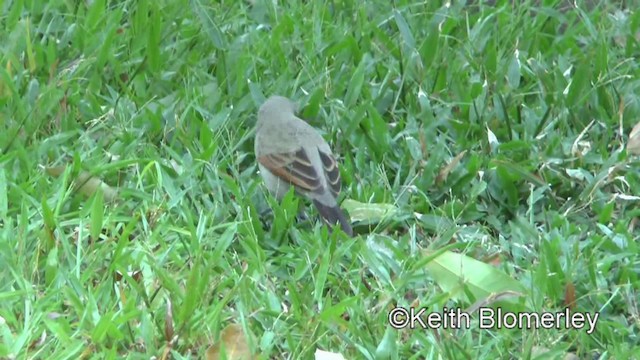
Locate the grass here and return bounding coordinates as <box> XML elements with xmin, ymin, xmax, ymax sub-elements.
<box><xmin>1</xmin><ymin>0</ymin><xmax>639</xmax><ymax>359</ymax></box>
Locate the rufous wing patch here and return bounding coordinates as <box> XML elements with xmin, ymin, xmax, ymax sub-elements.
<box><xmin>258</xmin><ymin>148</ymin><xmax>322</xmax><ymax>193</ymax></box>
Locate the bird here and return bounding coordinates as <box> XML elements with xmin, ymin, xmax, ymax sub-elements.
<box><xmin>254</xmin><ymin>95</ymin><xmax>353</xmax><ymax>236</ymax></box>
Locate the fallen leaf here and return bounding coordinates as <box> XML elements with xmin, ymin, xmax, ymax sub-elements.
<box><xmin>627</xmin><ymin>121</ymin><xmax>640</xmax><ymax>155</ymax></box>
<box><xmin>206</xmin><ymin>324</ymin><xmax>253</xmax><ymax>360</ymax></box>
<box><xmin>165</xmin><ymin>297</ymin><xmax>174</xmax><ymax>342</ymax></box>
<box><xmin>45</xmin><ymin>165</ymin><xmax>119</xmax><ymax>202</ymax></box>
<box><xmin>422</xmin><ymin>250</ymin><xmax>527</xmax><ymax>310</ymax></box>
<box><xmin>564</xmin><ymin>281</ymin><xmax>576</xmax><ymax>310</ymax></box>
<box><xmin>341</xmin><ymin>199</ymin><xmax>397</xmax><ymax>225</ymax></box>
<box><xmin>436</xmin><ymin>150</ymin><xmax>467</xmax><ymax>184</ymax></box>
<box><xmin>486</xmin><ymin>125</ymin><xmax>499</xmax><ymax>152</ymax></box>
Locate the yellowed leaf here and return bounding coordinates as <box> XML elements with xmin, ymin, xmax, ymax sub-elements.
<box><xmin>45</xmin><ymin>165</ymin><xmax>119</xmax><ymax>202</ymax></box>
<box><xmin>436</xmin><ymin>150</ymin><xmax>467</xmax><ymax>184</ymax></box>
<box><xmin>206</xmin><ymin>324</ymin><xmax>253</xmax><ymax>360</ymax></box>
<box><xmin>44</xmin><ymin>165</ymin><xmax>66</xmax><ymax>177</ymax></box>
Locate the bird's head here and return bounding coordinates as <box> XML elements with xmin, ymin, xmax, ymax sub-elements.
<box><xmin>258</xmin><ymin>95</ymin><xmax>298</xmax><ymax>122</ymax></box>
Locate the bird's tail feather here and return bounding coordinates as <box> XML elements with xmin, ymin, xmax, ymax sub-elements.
<box><xmin>312</xmin><ymin>200</ymin><xmax>353</xmax><ymax>237</ymax></box>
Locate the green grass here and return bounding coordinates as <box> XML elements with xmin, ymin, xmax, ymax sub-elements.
<box><xmin>1</xmin><ymin>0</ymin><xmax>640</xmax><ymax>359</ymax></box>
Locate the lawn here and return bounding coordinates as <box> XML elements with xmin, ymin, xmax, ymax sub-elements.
<box><xmin>1</xmin><ymin>0</ymin><xmax>639</xmax><ymax>359</ymax></box>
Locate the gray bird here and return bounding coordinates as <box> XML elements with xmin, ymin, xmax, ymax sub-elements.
<box><xmin>254</xmin><ymin>95</ymin><xmax>353</xmax><ymax>236</ymax></box>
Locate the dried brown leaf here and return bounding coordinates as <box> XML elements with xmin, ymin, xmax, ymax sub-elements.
<box><xmin>206</xmin><ymin>324</ymin><xmax>253</xmax><ymax>360</ymax></box>
<box><xmin>165</xmin><ymin>297</ymin><xmax>174</xmax><ymax>342</ymax></box>
<box><xmin>564</xmin><ymin>281</ymin><xmax>576</xmax><ymax>310</ymax></box>
<box><xmin>436</xmin><ymin>150</ymin><xmax>467</xmax><ymax>184</ymax></box>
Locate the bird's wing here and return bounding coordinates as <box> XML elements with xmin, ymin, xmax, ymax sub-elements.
<box><xmin>318</xmin><ymin>149</ymin><xmax>341</xmax><ymax>198</ymax></box>
<box><xmin>258</xmin><ymin>147</ymin><xmax>324</xmax><ymax>194</ymax></box>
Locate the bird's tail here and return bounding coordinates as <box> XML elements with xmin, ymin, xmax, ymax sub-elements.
<box><xmin>312</xmin><ymin>199</ymin><xmax>353</xmax><ymax>237</ymax></box>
